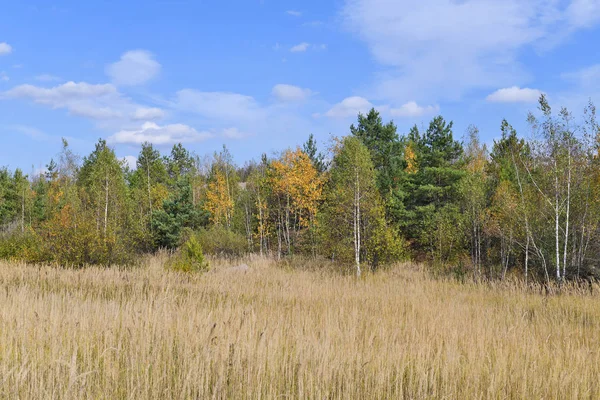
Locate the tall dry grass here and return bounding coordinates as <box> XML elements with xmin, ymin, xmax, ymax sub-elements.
<box><xmin>0</xmin><ymin>256</ymin><xmax>599</xmax><ymax>399</ymax></box>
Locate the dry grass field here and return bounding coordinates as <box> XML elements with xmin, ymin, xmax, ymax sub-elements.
<box><xmin>0</xmin><ymin>256</ymin><xmax>599</xmax><ymax>399</ymax></box>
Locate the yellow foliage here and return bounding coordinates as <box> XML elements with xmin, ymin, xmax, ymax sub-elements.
<box><xmin>270</xmin><ymin>149</ymin><xmax>324</xmax><ymax>227</ymax></box>
<box><xmin>205</xmin><ymin>170</ymin><xmax>234</xmax><ymax>226</ymax></box>
<box><xmin>405</xmin><ymin>142</ymin><xmax>418</xmax><ymax>174</ymax></box>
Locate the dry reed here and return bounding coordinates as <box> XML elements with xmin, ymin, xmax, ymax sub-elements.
<box><xmin>0</xmin><ymin>256</ymin><xmax>599</xmax><ymax>399</ymax></box>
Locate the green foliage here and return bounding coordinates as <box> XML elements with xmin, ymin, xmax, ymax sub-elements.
<box><xmin>3</xmin><ymin>99</ymin><xmax>600</xmax><ymax>283</ymax></box>
<box><xmin>196</xmin><ymin>225</ymin><xmax>248</xmax><ymax>258</ymax></box>
<box><xmin>350</xmin><ymin>109</ymin><xmax>406</xmax><ymax>224</ymax></box>
<box><xmin>303</xmin><ymin>133</ymin><xmax>328</xmax><ymax>173</ymax></box>
<box><xmin>321</xmin><ymin>136</ymin><xmax>405</xmax><ymax>270</ymax></box>
<box><xmin>152</xmin><ymin>177</ymin><xmax>207</xmax><ymax>249</ymax></box>
<box><xmin>0</xmin><ymin>230</ymin><xmax>42</xmax><ymax>262</ymax></box>
<box><xmin>401</xmin><ymin>116</ymin><xmax>466</xmax><ymax>261</ymax></box>
<box><xmin>167</xmin><ymin>235</ymin><xmax>209</xmax><ymax>273</ymax></box>
<box><xmin>166</xmin><ymin>143</ymin><xmax>195</xmax><ymax>183</ymax></box>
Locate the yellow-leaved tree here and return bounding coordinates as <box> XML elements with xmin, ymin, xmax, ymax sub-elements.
<box><xmin>269</xmin><ymin>148</ymin><xmax>324</xmax><ymax>257</ymax></box>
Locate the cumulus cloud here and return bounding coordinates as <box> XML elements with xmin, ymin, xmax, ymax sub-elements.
<box><xmin>290</xmin><ymin>42</ymin><xmax>310</xmax><ymax>52</ymax></box>
<box><xmin>0</xmin><ymin>42</ymin><xmax>12</xmax><ymax>55</ymax></box>
<box><xmin>486</xmin><ymin>86</ymin><xmax>544</xmax><ymax>103</ymax></box>
<box><xmin>5</xmin><ymin>81</ymin><xmax>117</xmax><ymax>101</ymax></box>
<box><xmin>106</xmin><ymin>50</ymin><xmax>161</xmax><ymax>86</ymax></box>
<box><xmin>132</xmin><ymin>107</ymin><xmax>165</xmax><ymax>120</ymax></box>
<box><xmin>390</xmin><ymin>101</ymin><xmax>439</xmax><ymax>117</ymax></box>
<box><xmin>272</xmin><ymin>84</ymin><xmax>312</xmax><ymax>102</ymax></box>
<box><xmin>3</xmin><ymin>81</ymin><xmax>164</xmax><ymax>122</ymax></box>
<box><xmin>324</xmin><ymin>96</ymin><xmax>438</xmax><ymax>119</ymax></box>
<box><xmin>109</xmin><ymin>122</ymin><xmax>213</xmax><ymax>145</ymax></box>
<box><xmin>325</xmin><ymin>96</ymin><xmax>373</xmax><ymax>118</ymax></box>
<box><xmin>3</xmin><ymin>81</ymin><xmax>119</xmax><ymax>119</ymax></box>
<box><xmin>342</xmin><ymin>0</ymin><xmax>600</xmax><ymax>102</ymax></box>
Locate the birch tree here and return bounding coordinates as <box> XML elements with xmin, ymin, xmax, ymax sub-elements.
<box><xmin>321</xmin><ymin>137</ymin><xmax>402</xmax><ymax>275</ymax></box>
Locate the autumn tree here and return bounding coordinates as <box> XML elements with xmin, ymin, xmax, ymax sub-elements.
<box><xmin>205</xmin><ymin>146</ymin><xmax>238</xmax><ymax>229</ymax></box>
<box><xmin>269</xmin><ymin>148</ymin><xmax>324</xmax><ymax>257</ymax></box>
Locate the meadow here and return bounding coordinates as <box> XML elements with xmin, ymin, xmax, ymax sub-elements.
<box><xmin>0</xmin><ymin>256</ymin><xmax>599</xmax><ymax>399</ymax></box>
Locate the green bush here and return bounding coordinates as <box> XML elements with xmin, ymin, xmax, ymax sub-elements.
<box><xmin>0</xmin><ymin>230</ymin><xmax>43</xmax><ymax>263</ymax></box>
<box><xmin>167</xmin><ymin>235</ymin><xmax>209</xmax><ymax>273</ymax></box>
<box><xmin>196</xmin><ymin>226</ymin><xmax>248</xmax><ymax>258</ymax></box>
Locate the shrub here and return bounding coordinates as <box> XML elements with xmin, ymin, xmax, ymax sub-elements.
<box><xmin>167</xmin><ymin>235</ymin><xmax>209</xmax><ymax>273</ymax></box>
<box><xmin>196</xmin><ymin>225</ymin><xmax>248</xmax><ymax>258</ymax></box>
<box><xmin>0</xmin><ymin>230</ymin><xmax>43</xmax><ymax>263</ymax></box>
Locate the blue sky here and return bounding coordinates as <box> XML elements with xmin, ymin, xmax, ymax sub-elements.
<box><xmin>1</xmin><ymin>0</ymin><xmax>600</xmax><ymax>172</ymax></box>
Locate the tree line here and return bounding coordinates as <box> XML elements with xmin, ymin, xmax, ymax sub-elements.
<box><xmin>1</xmin><ymin>95</ymin><xmax>599</xmax><ymax>283</ymax></box>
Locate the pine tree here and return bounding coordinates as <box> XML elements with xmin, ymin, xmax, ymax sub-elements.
<box><xmin>403</xmin><ymin>116</ymin><xmax>466</xmax><ymax>261</ymax></box>
<box><xmin>303</xmin><ymin>134</ymin><xmax>327</xmax><ymax>173</ymax></box>
<box><xmin>350</xmin><ymin>109</ymin><xmax>406</xmax><ymax>225</ymax></box>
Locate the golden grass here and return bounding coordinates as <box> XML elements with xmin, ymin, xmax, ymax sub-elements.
<box><xmin>0</xmin><ymin>256</ymin><xmax>599</xmax><ymax>399</ymax></box>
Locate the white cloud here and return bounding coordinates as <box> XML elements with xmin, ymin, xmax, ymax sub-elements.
<box><xmin>325</xmin><ymin>96</ymin><xmax>438</xmax><ymax>119</ymax></box>
<box><xmin>109</xmin><ymin>122</ymin><xmax>213</xmax><ymax>145</ymax></box>
<box><xmin>567</xmin><ymin>0</ymin><xmax>600</xmax><ymax>28</ymax></box>
<box><xmin>486</xmin><ymin>86</ymin><xmax>544</xmax><ymax>103</ymax></box>
<box><xmin>3</xmin><ymin>81</ymin><xmax>124</xmax><ymax>120</ymax></box>
<box><xmin>286</xmin><ymin>10</ymin><xmax>302</xmax><ymax>17</ymax></box>
<box><xmin>175</xmin><ymin>89</ymin><xmax>266</xmax><ymax>121</ymax></box>
<box><xmin>69</xmin><ymin>104</ymin><xmax>124</xmax><ymax>119</ymax></box>
<box><xmin>342</xmin><ymin>0</ymin><xmax>600</xmax><ymax>102</ymax></box>
<box><xmin>132</xmin><ymin>107</ymin><xmax>165</xmax><ymax>120</ymax></box>
<box><xmin>290</xmin><ymin>42</ymin><xmax>310</xmax><ymax>52</ymax></box>
<box><xmin>390</xmin><ymin>101</ymin><xmax>439</xmax><ymax>117</ymax></box>
<box><xmin>122</xmin><ymin>155</ymin><xmax>138</xmax><ymax>170</ymax></box>
<box><xmin>325</xmin><ymin>96</ymin><xmax>373</xmax><ymax>118</ymax></box>
<box><xmin>106</xmin><ymin>50</ymin><xmax>161</xmax><ymax>86</ymax></box>
<box><xmin>3</xmin><ymin>81</ymin><xmax>163</xmax><ymax>122</ymax></box>
<box><xmin>5</xmin><ymin>81</ymin><xmax>116</xmax><ymax>101</ymax></box>
<box><xmin>272</xmin><ymin>84</ymin><xmax>312</xmax><ymax>102</ymax></box>
<box><xmin>0</xmin><ymin>72</ymin><xmax>8</xmax><ymax>82</ymax></box>
<box><xmin>35</xmin><ymin>74</ymin><xmax>62</xmax><ymax>82</ymax></box>
<box><xmin>0</xmin><ymin>42</ymin><xmax>12</xmax><ymax>55</ymax></box>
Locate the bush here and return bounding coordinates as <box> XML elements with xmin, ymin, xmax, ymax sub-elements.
<box><xmin>196</xmin><ymin>225</ymin><xmax>248</xmax><ymax>258</ymax></box>
<box><xmin>167</xmin><ymin>235</ymin><xmax>209</xmax><ymax>273</ymax></box>
<box><xmin>0</xmin><ymin>230</ymin><xmax>43</xmax><ymax>263</ymax></box>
